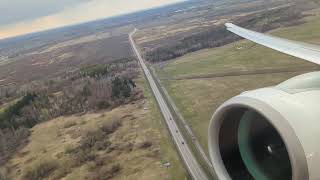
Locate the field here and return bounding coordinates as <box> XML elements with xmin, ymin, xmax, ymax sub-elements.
<box><xmin>156</xmin><ymin>16</ymin><xmax>320</xmax><ymax>78</ymax></box>
<box><xmin>133</xmin><ymin>0</ymin><xmax>312</xmax><ymax>63</ymax></box>
<box><xmin>0</xmin><ymin>12</ymin><xmax>188</xmax><ymax>179</ymax></box>
<box><xmin>134</xmin><ymin>0</ymin><xmax>291</xmax><ymax>50</ymax></box>
<box><xmin>1</xmin><ymin>77</ymin><xmax>186</xmax><ymax>180</ymax></box>
<box><xmin>0</xmin><ymin>26</ymin><xmax>133</xmax><ymax>87</ymax></box>
<box><xmin>154</xmin><ymin>9</ymin><xmax>320</xmax><ymax>153</ymax></box>
<box><xmin>1</xmin><ymin>1</ymin><xmax>320</xmax><ymax>179</ymax></box>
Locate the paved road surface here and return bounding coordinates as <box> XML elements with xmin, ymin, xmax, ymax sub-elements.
<box><xmin>150</xmin><ymin>66</ymin><xmax>214</xmax><ymax>170</ymax></box>
<box><xmin>129</xmin><ymin>29</ymin><xmax>209</xmax><ymax>180</ymax></box>
<box><xmin>155</xmin><ymin>76</ymin><xmax>214</xmax><ymax>169</ymax></box>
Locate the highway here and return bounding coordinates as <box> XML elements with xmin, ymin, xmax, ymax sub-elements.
<box><xmin>150</xmin><ymin>66</ymin><xmax>214</xmax><ymax>171</ymax></box>
<box><xmin>129</xmin><ymin>29</ymin><xmax>209</xmax><ymax>180</ymax></box>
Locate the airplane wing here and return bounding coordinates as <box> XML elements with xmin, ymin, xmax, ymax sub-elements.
<box><xmin>225</xmin><ymin>23</ymin><xmax>320</xmax><ymax>65</ymax></box>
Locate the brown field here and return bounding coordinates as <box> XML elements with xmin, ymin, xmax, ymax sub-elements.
<box><xmin>133</xmin><ymin>0</ymin><xmax>294</xmax><ymax>56</ymax></box>
<box><xmin>0</xmin><ymin>33</ymin><xmax>132</xmax><ymax>87</ymax></box>
<box><xmin>1</xmin><ymin>77</ymin><xmax>186</xmax><ymax>180</ymax></box>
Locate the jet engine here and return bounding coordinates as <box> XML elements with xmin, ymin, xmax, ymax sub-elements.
<box><xmin>208</xmin><ymin>71</ymin><xmax>320</xmax><ymax>180</ymax></box>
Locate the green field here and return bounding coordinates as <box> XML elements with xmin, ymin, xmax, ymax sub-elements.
<box><xmin>156</xmin><ymin>16</ymin><xmax>320</xmax><ymax>79</ymax></box>
<box><xmin>155</xmin><ymin>12</ymin><xmax>320</xmax><ymax>153</ymax></box>
<box><xmin>162</xmin><ymin>72</ymin><xmax>304</xmax><ymax>152</ymax></box>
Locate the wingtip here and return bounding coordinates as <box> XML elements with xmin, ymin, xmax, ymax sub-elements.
<box><xmin>225</xmin><ymin>22</ymin><xmax>234</xmax><ymax>28</ymax></box>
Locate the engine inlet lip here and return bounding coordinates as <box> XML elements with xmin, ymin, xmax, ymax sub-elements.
<box><xmin>208</xmin><ymin>96</ymin><xmax>309</xmax><ymax>180</ymax></box>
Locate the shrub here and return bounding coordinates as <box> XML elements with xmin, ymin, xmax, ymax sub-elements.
<box><xmin>94</xmin><ymin>139</ymin><xmax>111</xmax><ymax>151</ymax></box>
<box><xmin>100</xmin><ymin>119</ymin><xmax>121</xmax><ymax>135</ymax></box>
<box><xmin>63</xmin><ymin>121</ymin><xmax>77</xmax><ymax>128</ymax></box>
<box><xmin>72</xmin><ymin>149</ymin><xmax>96</xmax><ymax>165</ymax></box>
<box><xmin>80</xmin><ymin>130</ymin><xmax>105</xmax><ymax>149</ymax></box>
<box><xmin>111</xmin><ymin>77</ymin><xmax>133</xmax><ymax>98</ymax></box>
<box><xmin>94</xmin><ymin>157</ymin><xmax>106</xmax><ymax>168</ymax></box>
<box><xmin>51</xmin><ymin>167</ymin><xmax>69</xmax><ymax>180</ymax></box>
<box><xmin>22</xmin><ymin>159</ymin><xmax>59</xmax><ymax>180</ymax></box>
<box><xmin>79</xmin><ymin>129</ymin><xmax>112</xmax><ymax>152</ymax></box>
<box><xmin>139</xmin><ymin>141</ymin><xmax>153</xmax><ymax>149</ymax></box>
<box><xmin>87</xmin><ymin>164</ymin><xmax>121</xmax><ymax>180</ymax></box>
<box><xmin>66</xmin><ymin>129</ymin><xmax>110</xmax><ymax>167</ymax></box>
<box><xmin>0</xmin><ymin>93</ymin><xmax>37</xmax><ymax>129</ymax></box>
<box><xmin>64</xmin><ymin>144</ymin><xmax>76</xmax><ymax>154</ymax></box>
<box><xmin>80</xmin><ymin>64</ymin><xmax>109</xmax><ymax>78</ymax></box>
<box><xmin>97</xmin><ymin>101</ymin><xmax>110</xmax><ymax>110</ymax></box>
<box><xmin>110</xmin><ymin>164</ymin><xmax>121</xmax><ymax>174</ymax></box>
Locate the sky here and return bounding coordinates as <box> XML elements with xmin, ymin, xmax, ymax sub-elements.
<box><xmin>0</xmin><ymin>0</ymin><xmax>183</xmax><ymax>39</ymax></box>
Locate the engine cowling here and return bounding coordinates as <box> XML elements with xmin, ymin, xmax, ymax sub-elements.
<box><xmin>208</xmin><ymin>71</ymin><xmax>320</xmax><ymax>180</ymax></box>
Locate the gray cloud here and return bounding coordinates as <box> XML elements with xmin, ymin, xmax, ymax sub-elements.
<box><xmin>0</xmin><ymin>0</ymin><xmax>87</xmax><ymax>25</ymax></box>
<box><xmin>0</xmin><ymin>0</ymin><xmax>183</xmax><ymax>39</ymax></box>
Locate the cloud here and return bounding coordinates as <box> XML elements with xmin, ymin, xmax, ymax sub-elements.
<box><xmin>0</xmin><ymin>0</ymin><xmax>183</xmax><ymax>39</ymax></box>
<box><xmin>0</xmin><ymin>0</ymin><xmax>86</xmax><ymax>25</ymax></box>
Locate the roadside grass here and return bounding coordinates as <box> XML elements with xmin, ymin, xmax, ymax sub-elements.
<box><xmin>136</xmin><ymin>76</ymin><xmax>187</xmax><ymax>180</ymax></box>
<box><xmin>155</xmin><ymin>13</ymin><xmax>320</xmax><ymax>153</ymax></box>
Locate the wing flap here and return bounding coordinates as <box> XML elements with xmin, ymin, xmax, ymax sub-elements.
<box><xmin>225</xmin><ymin>23</ymin><xmax>320</xmax><ymax>65</ymax></box>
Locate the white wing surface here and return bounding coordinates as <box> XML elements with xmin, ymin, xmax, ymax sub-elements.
<box><xmin>225</xmin><ymin>23</ymin><xmax>320</xmax><ymax>65</ymax></box>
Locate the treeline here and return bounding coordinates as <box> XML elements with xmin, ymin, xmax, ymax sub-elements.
<box><xmin>0</xmin><ymin>58</ymin><xmax>140</xmax><ymax>165</ymax></box>
<box><xmin>0</xmin><ymin>93</ymin><xmax>36</xmax><ymax>129</ymax></box>
<box><xmin>145</xmin><ymin>26</ymin><xmax>239</xmax><ymax>62</ymax></box>
<box><xmin>145</xmin><ymin>6</ymin><xmax>306</xmax><ymax>62</ymax></box>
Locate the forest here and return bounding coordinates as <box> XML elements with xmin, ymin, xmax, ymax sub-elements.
<box><xmin>145</xmin><ymin>6</ymin><xmax>306</xmax><ymax>62</ymax></box>
<box><xmin>0</xmin><ymin>58</ymin><xmax>140</xmax><ymax>166</ymax></box>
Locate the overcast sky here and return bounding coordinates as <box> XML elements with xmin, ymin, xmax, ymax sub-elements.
<box><xmin>0</xmin><ymin>0</ymin><xmax>183</xmax><ymax>39</ymax></box>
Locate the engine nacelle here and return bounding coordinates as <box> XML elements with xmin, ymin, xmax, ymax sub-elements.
<box><xmin>208</xmin><ymin>72</ymin><xmax>320</xmax><ymax>180</ymax></box>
